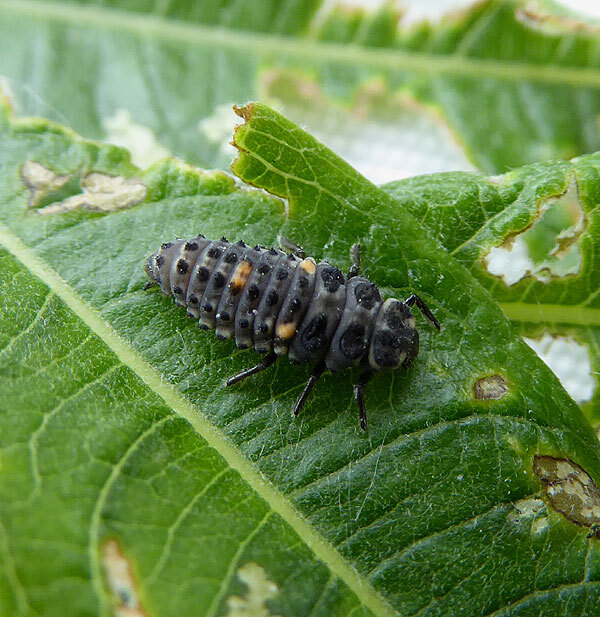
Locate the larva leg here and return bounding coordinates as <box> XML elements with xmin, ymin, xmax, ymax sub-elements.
<box><xmin>226</xmin><ymin>351</ymin><xmax>278</xmax><ymax>387</ymax></box>
<box><xmin>278</xmin><ymin>235</ymin><xmax>306</xmax><ymax>259</ymax></box>
<box><xmin>353</xmin><ymin>369</ymin><xmax>374</xmax><ymax>431</ymax></box>
<box><xmin>404</xmin><ymin>294</ymin><xmax>441</xmax><ymax>331</ymax></box>
<box><xmin>587</xmin><ymin>523</ymin><xmax>600</xmax><ymax>539</ymax></box>
<box><xmin>293</xmin><ymin>361</ymin><xmax>326</xmax><ymax>418</ymax></box>
<box><xmin>347</xmin><ymin>243</ymin><xmax>361</xmax><ymax>279</ymax></box>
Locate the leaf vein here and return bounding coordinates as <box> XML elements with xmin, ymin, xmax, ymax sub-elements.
<box><xmin>0</xmin><ymin>223</ymin><xmax>398</xmax><ymax>617</ymax></box>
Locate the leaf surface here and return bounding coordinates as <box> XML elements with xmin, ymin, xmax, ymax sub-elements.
<box><xmin>381</xmin><ymin>159</ymin><xmax>600</xmax><ymax>424</ymax></box>
<box><xmin>0</xmin><ymin>109</ymin><xmax>386</xmax><ymax>617</ymax></box>
<box><xmin>2</xmin><ymin>98</ymin><xmax>600</xmax><ymax>616</ymax></box>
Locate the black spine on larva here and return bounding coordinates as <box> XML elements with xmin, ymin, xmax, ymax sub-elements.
<box><xmin>170</xmin><ymin>237</ymin><xmax>210</xmax><ymax>308</ymax></box>
<box><xmin>253</xmin><ymin>253</ymin><xmax>301</xmax><ymax>353</ymax></box>
<box><xmin>184</xmin><ymin>239</ymin><xmax>228</xmax><ymax>321</ymax></box>
<box><xmin>234</xmin><ymin>248</ymin><xmax>284</xmax><ymax>349</ymax></box>
<box><xmin>199</xmin><ymin>242</ymin><xmax>246</xmax><ymax>332</ymax></box>
<box><xmin>216</xmin><ymin>244</ymin><xmax>264</xmax><ymax>344</ymax></box>
<box><xmin>289</xmin><ymin>263</ymin><xmax>347</xmax><ymax>364</ymax></box>
<box><xmin>146</xmin><ymin>236</ymin><xmax>390</xmax><ymax>371</ymax></box>
<box><xmin>326</xmin><ymin>277</ymin><xmax>382</xmax><ymax>372</ymax></box>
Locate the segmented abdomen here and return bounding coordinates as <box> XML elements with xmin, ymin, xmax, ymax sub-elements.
<box><xmin>149</xmin><ymin>235</ymin><xmax>383</xmax><ymax>372</ymax></box>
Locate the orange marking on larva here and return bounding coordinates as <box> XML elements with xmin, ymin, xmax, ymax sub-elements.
<box><xmin>299</xmin><ymin>258</ymin><xmax>316</xmax><ymax>275</ymax></box>
<box><xmin>229</xmin><ymin>260</ymin><xmax>253</xmax><ymax>291</ymax></box>
<box><xmin>276</xmin><ymin>322</ymin><xmax>296</xmax><ymax>340</ymax></box>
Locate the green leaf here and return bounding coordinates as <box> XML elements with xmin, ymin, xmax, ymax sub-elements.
<box><xmin>1</xmin><ymin>0</ymin><xmax>600</xmax><ymax>175</ymax></box>
<box><xmin>0</xmin><ymin>107</ymin><xmax>386</xmax><ymax>617</ymax></box>
<box><xmin>3</xmin><ymin>96</ymin><xmax>600</xmax><ymax>616</ymax></box>
<box><xmin>381</xmin><ymin>158</ymin><xmax>600</xmax><ymax>425</ymax></box>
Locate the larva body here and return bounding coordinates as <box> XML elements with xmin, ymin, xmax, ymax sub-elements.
<box><xmin>145</xmin><ymin>235</ymin><xmax>440</xmax><ymax>429</ymax></box>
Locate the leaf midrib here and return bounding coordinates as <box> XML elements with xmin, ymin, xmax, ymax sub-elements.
<box><xmin>3</xmin><ymin>0</ymin><xmax>600</xmax><ymax>88</ymax></box>
<box><xmin>500</xmin><ymin>302</ymin><xmax>600</xmax><ymax>325</ymax></box>
<box><xmin>0</xmin><ymin>222</ymin><xmax>398</xmax><ymax>617</ymax></box>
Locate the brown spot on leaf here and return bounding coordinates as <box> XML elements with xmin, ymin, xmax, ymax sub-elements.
<box><xmin>233</xmin><ymin>103</ymin><xmax>255</xmax><ymax>122</ymax></box>
<box><xmin>533</xmin><ymin>455</ymin><xmax>600</xmax><ymax>531</ymax></box>
<box><xmin>102</xmin><ymin>539</ymin><xmax>149</xmax><ymax>617</ymax></box>
<box><xmin>474</xmin><ymin>374</ymin><xmax>508</xmax><ymax>400</ymax></box>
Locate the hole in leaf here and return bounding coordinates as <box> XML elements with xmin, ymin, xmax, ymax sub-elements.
<box><xmin>474</xmin><ymin>374</ymin><xmax>508</xmax><ymax>399</ymax></box>
<box><xmin>198</xmin><ymin>103</ymin><xmax>239</xmax><ymax>159</ymax></box>
<box><xmin>525</xmin><ymin>333</ymin><xmax>595</xmax><ymax>404</ymax></box>
<box><xmin>260</xmin><ymin>69</ymin><xmax>475</xmax><ymax>184</ymax></box>
<box><xmin>485</xmin><ymin>176</ymin><xmax>585</xmax><ymax>285</ymax></box>
<box><xmin>103</xmin><ymin>109</ymin><xmax>171</xmax><ymax>168</ymax></box>
<box><xmin>533</xmin><ymin>456</ymin><xmax>600</xmax><ymax>531</ymax></box>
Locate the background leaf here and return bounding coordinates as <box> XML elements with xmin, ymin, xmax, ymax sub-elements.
<box><xmin>2</xmin><ymin>95</ymin><xmax>600</xmax><ymax>616</ymax></box>
<box><xmin>1</xmin><ymin>0</ymin><xmax>600</xmax><ymax>175</ymax></box>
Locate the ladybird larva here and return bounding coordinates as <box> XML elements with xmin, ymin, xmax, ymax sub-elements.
<box><xmin>145</xmin><ymin>236</ymin><xmax>440</xmax><ymax>430</ymax></box>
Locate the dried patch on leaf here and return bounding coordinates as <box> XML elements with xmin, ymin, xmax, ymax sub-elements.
<box><xmin>233</xmin><ymin>104</ymin><xmax>255</xmax><ymax>124</ymax></box>
<box><xmin>533</xmin><ymin>455</ymin><xmax>600</xmax><ymax>530</ymax></box>
<box><xmin>474</xmin><ymin>374</ymin><xmax>508</xmax><ymax>400</ymax></box>
<box><xmin>509</xmin><ymin>498</ymin><xmax>549</xmax><ymax>534</ymax></box>
<box><xmin>511</xmin><ymin>498</ymin><xmax>545</xmax><ymax>518</ymax></box>
<box><xmin>21</xmin><ymin>161</ymin><xmax>72</xmax><ymax>208</ymax></box>
<box><xmin>102</xmin><ymin>539</ymin><xmax>149</xmax><ymax>617</ymax></box>
<box><xmin>34</xmin><ymin>172</ymin><xmax>146</xmax><ymax>215</ymax></box>
<box><xmin>485</xmin><ymin>175</ymin><xmax>585</xmax><ymax>285</ymax></box>
<box><xmin>532</xmin><ymin>517</ymin><xmax>550</xmax><ymax>534</ymax></box>
<box><xmin>223</xmin><ymin>562</ymin><xmax>281</xmax><ymax>617</ymax></box>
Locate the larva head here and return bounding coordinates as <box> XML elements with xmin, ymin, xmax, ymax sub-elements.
<box><xmin>368</xmin><ymin>299</ymin><xmax>419</xmax><ymax>372</ymax></box>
